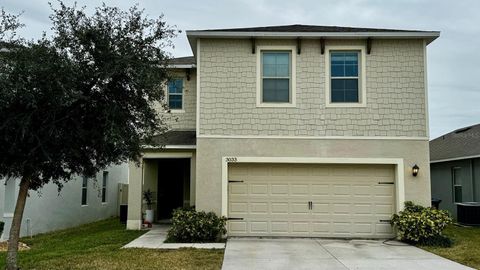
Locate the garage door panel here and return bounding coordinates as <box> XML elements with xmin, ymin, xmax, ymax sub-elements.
<box><xmin>333</xmin><ymin>184</ymin><xmax>351</xmax><ymax>196</ymax></box>
<box><xmin>229</xmin><ymin>183</ymin><xmax>247</xmax><ymax>195</ymax></box>
<box><xmin>250</xmin><ymin>184</ymin><xmax>268</xmax><ymax>195</ymax></box>
<box><xmin>250</xmin><ymin>202</ymin><xmax>268</xmax><ymax>213</ymax></box>
<box><xmin>291</xmin><ymin>184</ymin><xmax>309</xmax><ymax>195</ymax></box>
<box><xmin>375</xmin><ymin>204</ymin><xmax>395</xmax><ymax>214</ymax></box>
<box><xmin>353</xmin><ymin>203</ymin><xmax>373</xmax><ymax>214</ymax></box>
<box><xmin>229</xmin><ymin>221</ymin><xmax>247</xmax><ymax>234</ymax></box>
<box><xmin>271</xmin><ymin>184</ymin><xmax>289</xmax><ymax>195</ymax></box>
<box><xmin>271</xmin><ymin>202</ymin><xmax>289</xmax><ymax>213</ymax></box>
<box><xmin>311</xmin><ymin>203</ymin><xmax>330</xmax><ymax>214</ymax></box>
<box><xmin>250</xmin><ymin>221</ymin><xmax>268</xmax><ymax>233</ymax></box>
<box><xmin>271</xmin><ymin>221</ymin><xmax>289</xmax><ymax>233</ymax></box>
<box><xmin>291</xmin><ymin>222</ymin><xmax>310</xmax><ymax>233</ymax></box>
<box><xmin>229</xmin><ymin>202</ymin><xmax>248</xmax><ymax>214</ymax></box>
<box><xmin>228</xmin><ymin>163</ymin><xmax>396</xmax><ymax>238</ymax></box>
<box><xmin>311</xmin><ymin>184</ymin><xmax>330</xmax><ymax>196</ymax></box>
<box><xmin>375</xmin><ymin>223</ymin><xmax>394</xmax><ymax>234</ymax></box>
<box><xmin>291</xmin><ymin>202</ymin><xmax>309</xmax><ymax>214</ymax></box>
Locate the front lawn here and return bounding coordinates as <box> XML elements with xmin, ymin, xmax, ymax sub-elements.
<box><xmin>421</xmin><ymin>225</ymin><xmax>480</xmax><ymax>269</ymax></box>
<box><xmin>0</xmin><ymin>218</ymin><xmax>224</xmax><ymax>270</ymax></box>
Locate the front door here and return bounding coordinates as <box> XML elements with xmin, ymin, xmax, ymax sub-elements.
<box><xmin>157</xmin><ymin>158</ymin><xmax>190</xmax><ymax>220</ymax></box>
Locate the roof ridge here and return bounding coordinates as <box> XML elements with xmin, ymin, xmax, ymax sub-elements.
<box><xmin>188</xmin><ymin>24</ymin><xmax>435</xmax><ymax>33</ymax></box>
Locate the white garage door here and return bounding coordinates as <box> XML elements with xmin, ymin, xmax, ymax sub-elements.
<box><xmin>228</xmin><ymin>163</ymin><xmax>396</xmax><ymax>238</ymax></box>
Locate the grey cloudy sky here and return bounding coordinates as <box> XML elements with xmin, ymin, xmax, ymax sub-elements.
<box><xmin>3</xmin><ymin>0</ymin><xmax>480</xmax><ymax>139</ymax></box>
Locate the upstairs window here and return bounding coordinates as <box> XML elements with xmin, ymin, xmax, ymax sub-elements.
<box><xmin>325</xmin><ymin>46</ymin><xmax>366</xmax><ymax>107</ymax></box>
<box><xmin>168</xmin><ymin>79</ymin><xmax>183</xmax><ymax>110</ymax></box>
<box><xmin>81</xmin><ymin>176</ymin><xmax>88</xmax><ymax>206</ymax></box>
<box><xmin>256</xmin><ymin>46</ymin><xmax>296</xmax><ymax>107</ymax></box>
<box><xmin>262</xmin><ymin>52</ymin><xmax>291</xmax><ymax>103</ymax></box>
<box><xmin>102</xmin><ymin>171</ymin><xmax>108</xmax><ymax>203</ymax></box>
<box><xmin>330</xmin><ymin>51</ymin><xmax>359</xmax><ymax>103</ymax></box>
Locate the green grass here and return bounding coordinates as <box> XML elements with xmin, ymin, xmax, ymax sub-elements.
<box><xmin>421</xmin><ymin>225</ymin><xmax>480</xmax><ymax>269</ymax></box>
<box><xmin>0</xmin><ymin>218</ymin><xmax>224</xmax><ymax>270</ymax></box>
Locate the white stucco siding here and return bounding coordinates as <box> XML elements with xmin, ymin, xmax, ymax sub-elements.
<box><xmin>155</xmin><ymin>69</ymin><xmax>197</xmax><ymax>131</ymax></box>
<box><xmin>199</xmin><ymin>38</ymin><xmax>427</xmax><ymax>137</ymax></box>
<box><xmin>0</xmin><ymin>163</ymin><xmax>128</xmax><ymax>240</ymax></box>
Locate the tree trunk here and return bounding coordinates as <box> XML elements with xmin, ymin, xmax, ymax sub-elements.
<box><xmin>6</xmin><ymin>178</ymin><xmax>30</xmax><ymax>270</ymax></box>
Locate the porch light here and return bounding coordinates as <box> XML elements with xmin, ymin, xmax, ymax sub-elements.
<box><xmin>412</xmin><ymin>164</ymin><xmax>419</xmax><ymax>177</ymax></box>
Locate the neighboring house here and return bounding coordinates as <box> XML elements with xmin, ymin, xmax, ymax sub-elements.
<box><xmin>0</xmin><ymin>164</ymin><xmax>128</xmax><ymax>240</ymax></box>
<box><xmin>127</xmin><ymin>24</ymin><xmax>440</xmax><ymax>239</ymax></box>
<box><xmin>430</xmin><ymin>124</ymin><xmax>480</xmax><ymax>218</ymax></box>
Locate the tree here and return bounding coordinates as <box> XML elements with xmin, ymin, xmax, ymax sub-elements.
<box><xmin>0</xmin><ymin>3</ymin><xmax>176</xmax><ymax>269</ymax></box>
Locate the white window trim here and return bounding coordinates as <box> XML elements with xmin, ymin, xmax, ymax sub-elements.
<box><xmin>256</xmin><ymin>45</ymin><xmax>297</xmax><ymax>108</ymax></box>
<box><xmin>165</xmin><ymin>78</ymin><xmax>185</xmax><ymax>113</ymax></box>
<box><xmin>325</xmin><ymin>45</ymin><xmax>367</xmax><ymax>108</ymax></box>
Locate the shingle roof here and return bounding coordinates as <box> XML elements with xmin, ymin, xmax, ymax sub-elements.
<box><xmin>170</xmin><ymin>56</ymin><xmax>195</xmax><ymax>65</ymax></box>
<box><xmin>198</xmin><ymin>24</ymin><xmax>428</xmax><ymax>33</ymax></box>
<box><xmin>148</xmin><ymin>130</ymin><xmax>196</xmax><ymax>147</ymax></box>
<box><xmin>430</xmin><ymin>124</ymin><xmax>480</xmax><ymax>162</ymax></box>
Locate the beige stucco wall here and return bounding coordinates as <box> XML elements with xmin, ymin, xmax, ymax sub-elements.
<box><xmin>199</xmin><ymin>38</ymin><xmax>427</xmax><ymax>137</ymax></box>
<box><xmin>195</xmin><ymin>138</ymin><xmax>431</xmax><ymax>216</ymax></box>
<box><xmin>143</xmin><ymin>160</ymin><xmax>158</xmax><ymax>214</ymax></box>
<box><xmin>155</xmin><ymin>69</ymin><xmax>197</xmax><ymax>131</ymax></box>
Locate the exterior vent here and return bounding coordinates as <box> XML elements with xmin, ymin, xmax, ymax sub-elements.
<box><xmin>454</xmin><ymin>127</ymin><xmax>471</xmax><ymax>134</ymax></box>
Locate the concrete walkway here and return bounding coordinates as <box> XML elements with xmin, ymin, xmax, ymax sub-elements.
<box><xmin>123</xmin><ymin>224</ymin><xmax>225</xmax><ymax>249</ymax></box>
<box><xmin>222</xmin><ymin>238</ymin><xmax>474</xmax><ymax>270</ymax></box>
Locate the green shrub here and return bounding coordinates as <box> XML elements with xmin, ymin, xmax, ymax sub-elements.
<box><xmin>0</xmin><ymin>221</ymin><xmax>4</xmax><ymax>236</ymax></box>
<box><xmin>166</xmin><ymin>208</ymin><xmax>227</xmax><ymax>243</ymax></box>
<box><xmin>391</xmin><ymin>201</ymin><xmax>452</xmax><ymax>246</ymax></box>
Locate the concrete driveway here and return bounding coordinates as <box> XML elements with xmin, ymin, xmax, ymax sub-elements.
<box><xmin>222</xmin><ymin>238</ymin><xmax>473</xmax><ymax>270</ymax></box>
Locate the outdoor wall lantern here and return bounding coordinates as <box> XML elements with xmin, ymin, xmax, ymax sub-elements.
<box><xmin>412</xmin><ymin>164</ymin><xmax>419</xmax><ymax>177</ymax></box>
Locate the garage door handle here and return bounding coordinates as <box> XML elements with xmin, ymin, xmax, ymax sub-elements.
<box><xmin>379</xmin><ymin>219</ymin><xmax>391</xmax><ymax>223</ymax></box>
<box><xmin>308</xmin><ymin>201</ymin><xmax>312</xmax><ymax>210</ymax></box>
<box><xmin>228</xmin><ymin>180</ymin><xmax>244</xmax><ymax>183</ymax></box>
<box><xmin>378</xmin><ymin>182</ymin><xmax>394</xmax><ymax>185</ymax></box>
<box><xmin>228</xmin><ymin>217</ymin><xmax>244</xmax><ymax>221</ymax></box>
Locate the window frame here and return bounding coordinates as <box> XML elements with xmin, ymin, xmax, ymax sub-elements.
<box><xmin>81</xmin><ymin>176</ymin><xmax>88</xmax><ymax>206</ymax></box>
<box><xmin>256</xmin><ymin>45</ymin><xmax>297</xmax><ymax>108</ymax></box>
<box><xmin>325</xmin><ymin>45</ymin><xmax>367</xmax><ymax>108</ymax></box>
<box><xmin>101</xmin><ymin>171</ymin><xmax>108</xmax><ymax>204</ymax></box>
<box><xmin>452</xmin><ymin>167</ymin><xmax>463</xmax><ymax>203</ymax></box>
<box><xmin>166</xmin><ymin>78</ymin><xmax>185</xmax><ymax>113</ymax></box>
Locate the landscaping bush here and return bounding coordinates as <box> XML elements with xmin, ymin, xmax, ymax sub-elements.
<box><xmin>391</xmin><ymin>201</ymin><xmax>453</xmax><ymax>247</ymax></box>
<box><xmin>166</xmin><ymin>208</ymin><xmax>227</xmax><ymax>243</ymax></box>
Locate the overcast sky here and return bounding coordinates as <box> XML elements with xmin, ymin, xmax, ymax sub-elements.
<box><xmin>3</xmin><ymin>0</ymin><xmax>480</xmax><ymax>139</ymax></box>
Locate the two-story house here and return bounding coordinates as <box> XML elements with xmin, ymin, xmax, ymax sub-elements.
<box><xmin>126</xmin><ymin>24</ymin><xmax>440</xmax><ymax>239</ymax></box>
